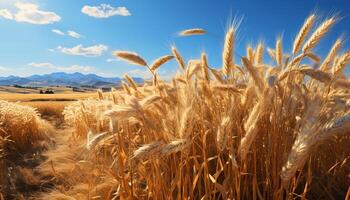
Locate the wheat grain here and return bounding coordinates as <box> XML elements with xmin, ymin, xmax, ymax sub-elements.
<box><xmin>179</xmin><ymin>28</ymin><xmax>206</xmax><ymax>36</ymax></box>
<box><xmin>216</xmin><ymin>116</ymin><xmax>231</xmax><ymax>151</ymax></box>
<box><xmin>113</xmin><ymin>51</ymin><xmax>148</xmax><ymax>66</ymax></box>
<box><xmin>172</xmin><ymin>46</ymin><xmax>186</xmax><ymax>70</ymax></box>
<box><xmin>302</xmin><ymin>17</ymin><xmax>336</xmax><ymax>53</ymax></box>
<box><xmin>276</xmin><ymin>38</ymin><xmax>283</xmax><ymax>67</ymax></box>
<box><xmin>161</xmin><ymin>139</ymin><xmax>190</xmax><ymax>155</ymax></box>
<box><xmin>132</xmin><ymin>141</ymin><xmax>163</xmax><ymax>161</ymax></box>
<box><xmin>293</xmin><ymin>14</ymin><xmax>316</xmax><ymax>55</ymax></box>
<box><xmin>332</xmin><ymin>51</ymin><xmax>350</xmax><ymax>75</ymax></box>
<box><xmin>320</xmin><ymin>38</ymin><xmax>342</xmax><ymax>71</ymax></box>
<box><xmin>124</xmin><ymin>74</ymin><xmax>138</xmax><ymax>91</ymax></box>
<box><xmin>150</xmin><ymin>55</ymin><xmax>174</xmax><ymax>71</ymax></box>
<box><xmin>201</xmin><ymin>53</ymin><xmax>210</xmax><ymax>82</ymax></box>
<box><xmin>222</xmin><ymin>26</ymin><xmax>235</xmax><ymax>76</ymax></box>
<box><xmin>255</xmin><ymin>43</ymin><xmax>264</xmax><ymax>65</ymax></box>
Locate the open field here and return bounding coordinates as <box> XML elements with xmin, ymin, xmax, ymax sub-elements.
<box><xmin>0</xmin><ymin>90</ymin><xmax>99</xmax><ymax>127</ymax></box>
<box><xmin>0</xmin><ymin>92</ymin><xmax>98</xmax><ymax>102</ymax></box>
<box><xmin>0</xmin><ymin>86</ymin><xmax>80</xmax><ymax>94</ymax></box>
<box><xmin>1</xmin><ymin>14</ymin><xmax>350</xmax><ymax>200</ymax></box>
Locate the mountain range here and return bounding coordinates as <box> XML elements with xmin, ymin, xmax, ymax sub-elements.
<box><xmin>0</xmin><ymin>72</ymin><xmax>143</xmax><ymax>87</ymax></box>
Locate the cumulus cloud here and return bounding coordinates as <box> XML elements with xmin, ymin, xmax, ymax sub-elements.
<box><xmin>56</xmin><ymin>44</ymin><xmax>108</xmax><ymax>57</ymax></box>
<box><xmin>67</xmin><ymin>30</ymin><xmax>82</xmax><ymax>39</ymax></box>
<box><xmin>81</xmin><ymin>4</ymin><xmax>131</xmax><ymax>18</ymax></box>
<box><xmin>52</xmin><ymin>29</ymin><xmax>65</xmax><ymax>35</ymax></box>
<box><xmin>0</xmin><ymin>3</ymin><xmax>61</xmax><ymax>24</ymax></box>
<box><xmin>28</xmin><ymin>62</ymin><xmax>94</xmax><ymax>72</ymax></box>
<box><xmin>0</xmin><ymin>9</ymin><xmax>13</xmax><ymax>19</ymax></box>
<box><xmin>52</xmin><ymin>29</ymin><xmax>82</xmax><ymax>39</ymax></box>
<box><xmin>28</xmin><ymin>62</ymin><xmax>55</xmax><ymax>68</ymax></box>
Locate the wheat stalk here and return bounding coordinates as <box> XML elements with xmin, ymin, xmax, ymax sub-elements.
<box><xmin>201</xmin><ymin>53</ymin><xmax>210</xmax><ymax>82</ymax></box>
<box><xmin>216</xmin><ymin>116</ymin><xmax>231</xmax><ymax>151</ymax></box>
<box><xmin>210</xmin><ymin>68</ymin><xmax>224</xmax><ymax>83</ymax></box>
<box><xmin>86</xmin><ymin>131</ymin><xmax>109</xmax><ymax>150</ymax></box>
<box><xmin>302</xmin><ymin>17</ymin><xmax>336</xmax><ymax>53</ymax></box>
<box><xmin>124</xmin><ymin>74</ymin><xmax>138</xmax><ymax>91</ymax></box>
<box><xmin>320</xmin><ymin>38</ymin><xmax>342</xmax><ymax>72</ymax></box>
<box><xmin>122</xmin><ymin>82</ymin><xmax>131</xmax><ymax>95</ymax></box>
<box><xmin>292</xmin><ymin>14</ymin><xmax>316</xmax><ymax>55</ymax></box>
<box><xmin>161</xmin><ymin>139</ymin><xmax>190</xmax><ymax>155</ymax></box>
<box><xmin>305</xmin><ymin>52</ymin><xmax>321</xmax><ymax>63</ymax></box>
<box><xmin>150</xmin><ymin>55</ymin><xmax>174</xmax><ymax>71</ymax></box>
<box><xmin>332</xmin><ymin>51</ymin><xmax>350</xmax><ymax>75</ymax></box>
<box><xmin>241</xmin><ymin>57</ymin><xmax>264</xmax><ymax>91</ymax></box>
<box><xmin>113</xmin><ymin>51</ymin><xmax>148</xmax><ymax>66</ymax></box>
<box><xmin>222</xmin><ymin>26</ymin><xmax>235</xmax><ymax>76</ymax></box>
<box><xmin>247</xmin><ymin>45</ymin><xmax>254</xmax><ymax>63</ymax></box>
<box><xmin>131</xmin><ymin>141</ymin><xmax>163</xmax><ymax>161</ymax></box>
<box><xmin>179</xmin><ymin>28</ymin><xmax>206</xmax><ymax>36</ymax></box>
<box><xmin>255</xmin><ymin>43</ymin><xmax>264</xmax><ymax>65</ymax></box>
<box><xmin>276</xmin><ymin>38</ymin><xmax>283</xmax><ymax>67</ymax></box>
<box><xmin>172</xmin><ymin>46</ymin><xmax>186</xmax><ymax>70</ymax></box>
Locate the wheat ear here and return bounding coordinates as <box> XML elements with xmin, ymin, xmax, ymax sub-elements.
<box><xmin>150</xmin><ymin>55</ymin><xmax>174</xmax><ymax>71</ymax></box>
<box><xmin>114</xmin><ymin>51</ymin><xmax>148</xmax><ymax>66</ymax></box>
<box><xmin>179</xmin><ymin>28</ymin><xmax>206</xmax><ymax>36</ymax></box>
<box><xmin>302</xmin><ymin>17</ymin><xmax>336</xmax><ymax>53</ymax></box>
<box><xmin>292</xmin><ymin>14</ymin><xmax>316</xmax><ymax>55</ymax></box>
<box><xmin>222</xmin><ymin>26</ymin><xmax>235</xmax><ymax>76</ymax></box>
<box><xmin>172</xmin><ymin>46</ymin><xmax>186</xmax><ymax>70</ymax></box>
<box><xmin>320</xmin><ymin>38</ymin><xmax>342</xmax><ymax>72</ymax></box>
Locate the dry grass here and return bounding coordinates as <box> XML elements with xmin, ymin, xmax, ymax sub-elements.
<box><xmin>35</xmin><ymin>15</ymin><xmax>350</xmax><ymax>200</ymax></box>
<box><xmin>0</xmin><ymin>101</ymin><xmax>54</xmax><ymax>198</ymax></box>
<box><xmin>22</xmin><ymin>101</ymin><xmax>68</xmax><ymax>126</ymax></box>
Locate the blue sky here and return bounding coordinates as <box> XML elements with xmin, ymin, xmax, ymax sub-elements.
<box><xmin>0</xmin><ymin>0</ymin><xmax>349</xmax><ymax>78</ymax></box>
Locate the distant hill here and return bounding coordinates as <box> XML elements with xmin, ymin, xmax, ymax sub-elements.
<box><xmin>0</xmin><ymin>72</ymin><xmax>144</xmax><ymax>87</ymax></box>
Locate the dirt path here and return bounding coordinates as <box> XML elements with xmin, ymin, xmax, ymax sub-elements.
<box><xmin>5</xmin><ymin>117</ymin><xmax>73</xmax><ymax>200</ymax></box>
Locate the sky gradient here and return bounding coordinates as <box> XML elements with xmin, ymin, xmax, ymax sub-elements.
<box><xmin>0</xmin><ymin>0</ymin><xmax>350</xmax><ymax>78</ymax></box>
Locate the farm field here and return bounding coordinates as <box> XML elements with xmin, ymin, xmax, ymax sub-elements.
<box><xmin>1</xmin><ymin>1</ymin><xmax>350</xmax><ymax>200</ymax></box>
<box><xmin>0</xmin><ymin>92</ymin><xmax>98</xmax><ymax>102</ymax></box>
<box><xmin>0</xmin><ymin>86</ymin><xmax>76</xmax><ymax>94</ymax></box>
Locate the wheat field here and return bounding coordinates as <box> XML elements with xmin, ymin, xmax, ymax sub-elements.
<box><xmin>1</xmin><ymin>14</ymin><xmax>350</xmax><ymax>199</ymax></box>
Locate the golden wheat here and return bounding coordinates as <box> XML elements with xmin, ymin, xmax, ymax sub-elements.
<box><xmin>49</xmin><ymin>15</ymin><xmax>350</xmax><ymax>200</ymax></box>
<box><xmin>179</xmin><ymin>28</ymin><xmax>206</xmax><ymax>36</ymax></box>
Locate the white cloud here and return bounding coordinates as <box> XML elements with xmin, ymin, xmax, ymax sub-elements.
<box><xmin>0</xmin><ymin>9</ymin><xmax>13</xmax><ymax>19</ymax></box>
<box><xmin>28</xmin><ymin>62</ymin><xmax>94</xmax><ymax>72</ymax></box>
<box><xmin>0</xmin><ymin>3</ymin><xmax>60</xmax><ymax>25</ymax></box>
<box><xmin>0</xmin><ymin>66</ymin><xmax>11</xmax><ymax>72</ymax></box>
<box><xmin>67</xmin><ymin>30</ymin><xmax>82</xmax><ymax>39</ymax></box>
<box><xmin>52</xmin><ymin>29</ymin><xmax>65</xmax><ymax>36</ymax></box>
<box><xmin>51</xmin><ymin>29</ymin><xmax>82</xmax><ymax>39</ymax></box>
<box><xmin>28</xmin><ymin>62</ymin><xmax>55</xmax><ymax>68</ymax></box>
<box><xmin>106</xmin><ymin>58</ymin><xmax>118</xmax><ymax>62</ymax></box>
<box><xmin>128</xmin><ymin>69</ymin><xmax>152</xmax><ymax>79</ymax></box>
<box><xmin>56</xmin><ymin>65</ymin><xmax>94</xmax><ymax>72</ymax></box>
<box><xmin>56</xmin><ymin>44</ymin><xmax>108</xmax><ymax>57</ymax></box>
<box><xmin>14</xmin><ymin>3</ymin><xmax>61</xmax><ymax>24</ymax></box>
<box><xmin>81</xmin><ymin>4</ymin><xmax>131</xmax><ymax>18</ymax></box>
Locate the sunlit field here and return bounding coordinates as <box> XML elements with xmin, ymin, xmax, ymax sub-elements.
<box><xmin>1</xmin><ymin>1</ymin><xmax>350</xmax><ymax>199</ymax></box>
<box><xmin>1</xmin><ymin>14</ymin><xmax>350</xmax><ymax>199</ymax></box>
<box><xmin>0</xmin><ymin>92</ymin><xmax>97</xmax><ymax>102</ymax></box>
